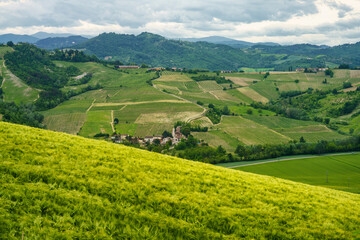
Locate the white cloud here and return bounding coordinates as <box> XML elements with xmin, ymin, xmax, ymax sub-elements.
<box><xmin>0</xmin><ymin>0</ymin><xmax>359</xmax><ymax>45</ymax></box>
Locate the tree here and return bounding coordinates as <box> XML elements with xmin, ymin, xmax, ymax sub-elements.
<box><xmin>295</xmin><ymin>79</ymin><xmax>299</xmax><ymax>83</ymax></box>
<box><xmin>325</xmin><ymin>69</ymin><xmax>334</xmax><ymax>78</ymax></box>
<box><xmin>114</xmin><ymin>118</ymin><xmax>119</xmax><ymax>124</ymax></box>
<box><xmin>299</xmin><ymin>136</ymin><xmax>306</xmax><ymax>143</ymax></box>
<box><xmin>208</xmin><ymin>103</ymin><xmax>214</xmax><ymax>108</ymax></box>
<box><xmin>247</xmin><ymin>109</ymin><xmax>253</xmax><ymax>114</ymax></box>
<box><xmin>6</xmin><ymin>41</ymin><xmax>14</xmax><ymax>47</ymax></box>
<box><xmin>343</xmin><ymin>82</ymin><xmax>352</xmax><ymax>89</ymax></box>
<box><xmin>162</xmin><ymin>130</ymin><xmax>172</xmax><ymax>138</ymax></box>
<box><xmin>222</xmin><ymin>105</ymin><xmax>230</xmax><ymax>115</ymax></box>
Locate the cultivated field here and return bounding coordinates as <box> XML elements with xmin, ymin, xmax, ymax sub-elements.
<box><xmin>1</xmin><ymin>121</ymin><xmax>360</xmax><ymax>239</ymax></box>
<box><xmin>237</xmin><ymin>153</ymin><xmax>360</xmax><ymax>194</ymax></box>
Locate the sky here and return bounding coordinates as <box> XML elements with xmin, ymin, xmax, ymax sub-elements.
<box><xmin>0</xmin><ymin>0</ymin><xmax>359</xmax><ymax>46</ymax></box>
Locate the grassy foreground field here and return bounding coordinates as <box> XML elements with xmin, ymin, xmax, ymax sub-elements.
<box><xmin>236</xmin><ymin>154</ymin><xmax>360</xmax><ymax>194</ymax></box>
<box><xmin>1</xmin><ymin>121</ymin><xmax>360</xmax><ymax>239</ymax></box>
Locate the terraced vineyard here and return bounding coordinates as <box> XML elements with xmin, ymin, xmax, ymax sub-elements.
<box><xmin>1</xmin><ymin>122</ymin><xmax>360</xmax><ymax>239</ymax></box>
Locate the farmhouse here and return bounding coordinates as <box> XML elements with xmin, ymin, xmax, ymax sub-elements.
<box><xmin>116</xmin><ymin>65</ymin><xmax>140</xmax><ymax>69</ymax></box>
<box><xmin>172</xmin><ymin>126</ymin><xmax>185</xmax><ymax>144</ymax></box>
<box><xmin>148</xmin><ymin>67</ymin><xmax>165</xmax><ymax>71</ymax></box>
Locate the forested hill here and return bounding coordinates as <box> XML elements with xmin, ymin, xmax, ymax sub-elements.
<box><xmin>72</xmin><ymin>32</ymin><xmax>360</xmax><ymax>70</ymax></box>
<box><xmin>73</xmin><ymin>32</ymin><xmax>274</xmax><ymax>70</ymax></box>
<box><xmin>252</xmin><ymin>42</ymin><xmax>360</xmax><ymax>66</ymax></box>
<box><xmin>35</xmin><ymin>35</ymin><xmax>88</xmax><ymax>50</ymax></box>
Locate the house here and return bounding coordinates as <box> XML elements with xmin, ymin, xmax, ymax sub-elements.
<box><xmin>172</xmin><ymin>126</ymin><xmax>185</xmax><ymax>144</ymax></box>
<box><xmin>116</xmin><ymin>65</ymin><xmax>140</xmax><ymax>69</ymax></box>
<box><xmin>221</xmin><ymin>70</ymin><xmax>233</xmax><ymax>73</ymax></box>
<box><xmin>161</xmin><ymin>137</ymin><xmax>172</xmax><ymax>145</ymax></box>
<box><xmin>104</xmin><ymin>56</ymin><xmax>112</xmax><ymax>60</ymax></box>
<box><xmin>144</xmin><ymin>136</ymin><xmax>154</xmax><ymax>144</ymax></box>
<box><xmin>296</xmin><ymin>68</ymin><xmax>305</xmax><ymax>72</ymax></box>
<box><xmin>148</xmin><ymin>67</ymin><xmax>165</xmax><ymax>71</ymax></box>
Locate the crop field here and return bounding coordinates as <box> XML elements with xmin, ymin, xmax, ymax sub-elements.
<box><xmin>157</xmin><ymin>72</ymin><xmax>193</xmax><ymax>82</ymax></box>
<box><xmin>224</xmin><ymin>77</ymin><xmax>251</xmax><ymax>86</ymax></box>
<box><xmin>237</xmin><ymin>153</ymin><xmax>360</xmax><ymax>194</ymax></box>
<box><xmin>1</xmin><ymin>122</ymin><xmax>360</xmax><ymax>239</ymax></box>
<box><xmin>112</xmin><ymin>102</ymin><xmax>203</xmax><ymax>136</ymax></box>
<box><xmin>249</xmin><ymin>80</ymin><xmax>279</xmax><ymax>100</ymax></box>
<box><xmin>237</xmin><ymin>87</ymin><xmax>269</xmax><ymax>103</ymax></box>
<box><xmin>244</xmin><ymin>116</ymin><xmax>348</xmax><ymax>143</ymax></box>
<box><xmin>190</xmin><ymin>116</ymin><xmax>213</xmax><ymax>127</ymax></box>
<box><xmin>192</xmin><ymin>130</ymin><xmax>241</xmax><ymax>152</ymax></box>
<box><xmin>197</xmin><ymin>81</ymin><xmax>223</xmax><ymax>91</ymax></box>
<box><xmin>79</xmin><ymin>110</ymin><xmax>113</xmax><ymax>137</ymax></box>
<box><xmin>218</xmin><ymin>116</ymin><xmax>291</xmax><ymax>145</ymax></box>
<box><xmin>43</xmin><ymin>113</ymin><xmax>87</xmax><ymax>135</ymax></box>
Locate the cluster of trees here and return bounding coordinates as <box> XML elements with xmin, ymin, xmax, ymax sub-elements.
<box><xmin>234</xmin><ymin>137</ymin><xmax>360</xmax><ymax>161</ymax></box>
<box><xmin>67</xmin><ymin>73</ymin><xmax>93</xmax><ymax>86</ymax></box>
<box><xmin>174</xmin><ymin>121</ymin><xmax>208</xmax><ymax>135</ymax></box>
<box><xmin>4</xmin><ymin>43</ymin><xmax>104</xmax><ymax>110</ymax></box>
<box><xmin>0</xmin><ymin>102</ymin><xmax>44</xmax><ymax>128</ymax></box>
<box><xmin>35</xmin><ymin>84</ymin><xmax>102</xmax><ymax>110</ymax></box>
<box><xmin>206</xmin><ymin>104</ymin><xmax>231</xmax><ymax>124</ymax></box>
<box><xmin>146</xmin><ymin>71</ymin><xmax>160</xmax><ymax>86</ymax></box>
<box><xmin>328</xmin><ymin>95</ymin><xmax>360</xmax><ymax>117</ymax></box>
<box><xmin>50</xmin><ymin>49</ymin><xmax>99</xmax><ymax>62</ymax></box>
<box><xmin>190</xmin><ymin>75</ymin><xmax>231</xmax><ymax>84</ymax></box>
<box><xmin>4</xmin><ymin>44</ymin><xmax>69</xmax><ymax>89</ymax></box>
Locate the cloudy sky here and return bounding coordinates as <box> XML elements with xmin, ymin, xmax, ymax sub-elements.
<box><xmin>0</xmin><ymin>0</ymin><xmax>359</xmax><ymax>45</ymax></box>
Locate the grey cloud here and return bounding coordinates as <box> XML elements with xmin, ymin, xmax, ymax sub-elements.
<box><xmin>0</xmin><ymin>0</ymin><xmax>319</xmax><ymax>29</ymax></box>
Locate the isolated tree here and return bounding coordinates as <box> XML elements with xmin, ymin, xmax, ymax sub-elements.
<box><xmin>222</xmin><ymin>105</ymin><xmax>230</xmax><ymax>115</ymax></box>
<box><xmin>114</xmin><ymin>118</ymin><xmax>119</xmax><ymax>124</ymax></box>
<box><xmin>6</xmin><ymin>41</ymin><xmax>14</xmax><ymax>47</ymax></box>
<box><xmin>325</xmin><ymin>69</ymin><xmax>334</xmax><ymax>78</ymax></box>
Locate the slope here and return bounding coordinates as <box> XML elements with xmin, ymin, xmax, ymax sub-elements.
<box><xmin>0</xmin><ymin>121</ymin><xmax>360</xmax><ymax>239</ymax></box>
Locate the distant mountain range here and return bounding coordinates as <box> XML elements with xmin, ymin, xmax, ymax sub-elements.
<box><xmin>177</xmin><ymin>36</ymin><xmax>280</xmax><ymax>48</ymax></box>
<box><xmin>1</xmin><ymin>31</ymin><xmax>360</xmax><ymax>70</ymax></box>
<box><xmin>0</xmin><ymin>32</ymin><xmax>90</xmax><ymax>49</ymax></box>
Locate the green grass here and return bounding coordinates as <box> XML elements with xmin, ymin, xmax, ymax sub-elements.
<box><xmin>237</xmin><ymin>153</ymin><xmax>360</xmax><ymax>194</ymax></box>
<box><xmin>229</xmin><ymin>105</ymin><xmax>276</xmax><ymax>116</ymax></box>
<box><xmin>0</xmin><ymin>46</ymin><xmax>13</xmax><ymax>57</ymax></box>
<box><xmin>1</xmin><ymin>122</ymin><xmax>360</xmax><ymax>239</ymax></box>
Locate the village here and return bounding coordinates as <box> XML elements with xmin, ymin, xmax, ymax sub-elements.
<box><xmin>109</xmin><ymin>126</ymin><xmax>186</xmax><ymax>147</ymax></box>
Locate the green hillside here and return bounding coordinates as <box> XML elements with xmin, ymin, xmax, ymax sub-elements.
<box><xmin>1</xmin><ymin>121</ymin><xmax>360</xmax><ymax>239</ymax></box>
<box><xmin>73</xmin><ymin>32</ymin><xmax>274</xmax><ymax>70</ymax></box>
<box><xmin>237</xmin><ymin>154</ymin><xmax>360</xmax><ymax>194</ymax></box>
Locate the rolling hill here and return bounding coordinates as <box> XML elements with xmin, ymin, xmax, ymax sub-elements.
<box><xmin>0</xmin><ymin>121</ymin><xmax>360</xmax><ymax>239</ymax></box>
<box><xmin>179</xmin><ymin>36</ymin><xmax>280</xmax><ymax>48</ymax></box>
<box><xmin>72</xmin><ymin>32</ymin><xmax>273</xmax><ymax>70</ymax></box>
<box><xmin>35</xmin><ymin>36</ymin><xmax>89</xmax><ymax>50</ymax></box>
